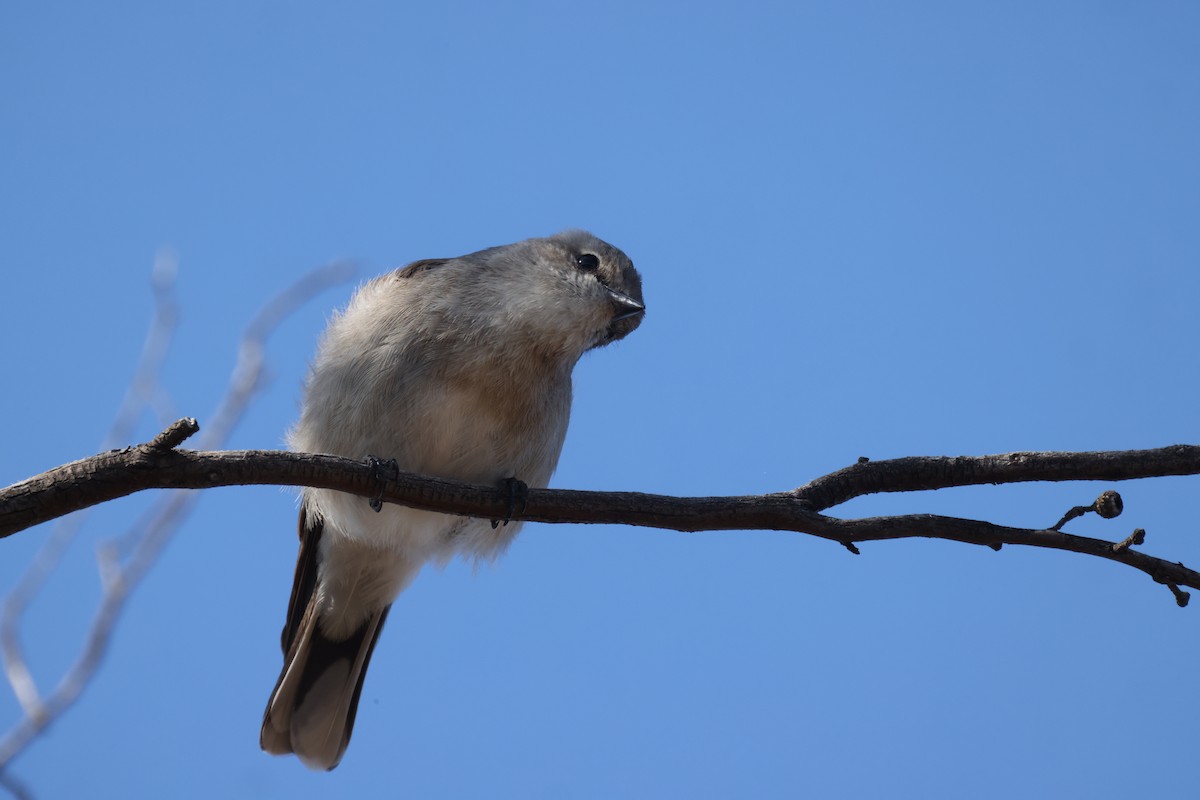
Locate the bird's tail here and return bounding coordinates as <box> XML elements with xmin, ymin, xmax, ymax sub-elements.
<box><xmin>260</xmin><ymin>599</ymin><xmax>390</xmax><ymax>771</ymax></box>
<box><xmin>260</xmin><ymin>507</ymin><xmax>392</xmax><ymax>771</ymax></box>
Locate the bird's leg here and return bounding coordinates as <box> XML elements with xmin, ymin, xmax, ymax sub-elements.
<box><xmin>491</xmin><ymin>477</ymin><xmax>529</xmax><ymax>529</ymax></box>
<box><xmin>365</xmin><ymin>455</ymin><xmax>399</xmax><ymax>512</ymax></box>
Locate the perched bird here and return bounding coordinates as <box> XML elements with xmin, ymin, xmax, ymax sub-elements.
<box><xmin>260</xmin><ymin>231</ymin><xmax>645</xmax><ymax>770</ymax></box>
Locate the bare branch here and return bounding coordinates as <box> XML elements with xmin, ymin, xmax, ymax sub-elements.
<box><xmin>2</xmin><ymin>432</ymin><xmax>1197</xmax><ymax>604</ymax></box>
<box><xmin>794</xmin><ymin>449</ymin><xmax>1200</xmax><ymax>511</ymax></box>
<box><xmin>6</xmin><ymin>441</ymin><xmax>1199</xmax><ymax>540</ymax></box>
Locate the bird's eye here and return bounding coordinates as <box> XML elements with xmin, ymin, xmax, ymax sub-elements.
<box><xmin>575</xmin><ymin>253</ymin><xmax>600</xmax><ymax>271</ymax></box>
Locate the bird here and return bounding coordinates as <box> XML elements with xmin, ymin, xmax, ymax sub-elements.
<box><xmin>260</xmin><ymin>230</ymin><xmax>645</xmax><ymax>770</ymax></box>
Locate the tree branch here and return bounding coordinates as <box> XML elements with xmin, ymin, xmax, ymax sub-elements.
<box><xmin>793</xmin><ymin>449</ymin><xmax>1200</xmax><ymax>511</ymax></box>
<box><xmin>2</xmin><ymin>423</ymin><xmax>1197</xmax><ymax>605</ymax></box>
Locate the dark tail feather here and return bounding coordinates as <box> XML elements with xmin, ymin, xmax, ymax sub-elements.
<box><xmin>260</xmin><ymin>507</ymin><xmax>390</xmax><ymax>770</ymax></box>
<box><xmin>260</xmin><ymin>601</ymin><xmax>390</xmax><ymax>770</ymax></box>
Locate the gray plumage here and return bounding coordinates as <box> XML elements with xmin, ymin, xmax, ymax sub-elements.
<box><xmin>260</xmin><ymin>230</ymin><xmax>644</xmax><ymax>770</ymax></box>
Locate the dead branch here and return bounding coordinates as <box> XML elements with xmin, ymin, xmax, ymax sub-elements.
<box><xmin>2</xmin><ymin>423</ymin><xmax>1196</xmax><ymax>607</ymax></box>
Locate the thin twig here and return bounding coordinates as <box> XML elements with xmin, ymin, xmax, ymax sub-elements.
<box><xmin>147</xmin><ymin>418</ymin><xmax>199</xmax><ymax>450</ymax></box>
<box><xmin>1051</xmin><ymin>490</ymin><xmax>1124</xmax><ymax>531</ymax></box>
<box><xmin>1111</xmin><ymin>528</ymin><xmax>1145</xmax><ymax>554</ymax></box>
<box><xmin>0</xmin><ymin>769</ymin><xmax>31</xmax><ymax>800</ymax></box>
<box><xmin>0</xmin><ymin>249</ymin><xmax>181</xmax><ymax>726</ymax></box>
<box><xmin>0</xmin><ymin>259</ymin><xmax>357</xmax><ymax>774</ymax></box>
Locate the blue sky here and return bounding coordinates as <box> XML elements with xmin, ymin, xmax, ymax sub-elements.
<box><xmin>2</xmin><ymin>1</ymin><xmax>1198</xmax><ymax>797</ymax></box>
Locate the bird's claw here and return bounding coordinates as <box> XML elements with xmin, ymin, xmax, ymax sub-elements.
<box><xmin>491</xmin><ymin>477</ymin><xmax>529</xmax><ymax>529</ymax></box>
<box><xmin>366</xmin><ymin>455</ymin><xmax>399</xmax><ymax>512</ymax></box>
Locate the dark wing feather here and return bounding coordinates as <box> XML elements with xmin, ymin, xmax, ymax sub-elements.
<box><xmin>395</xmin><ymin>258</ymin><xmax>450</xmax><ymax>279</ymax></box>
<box><xmin>264</xmin><ymin>506</ymin><xmax>394</xmax><ymax>768</ymax></box>
<box><xmin>281</xmin><ymin>506</ymin><xmax>321</xmax><ymax>654</ymax></box>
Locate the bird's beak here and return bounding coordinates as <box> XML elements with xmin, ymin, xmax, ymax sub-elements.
<box><xmin>607</xmin><ymin>288</ymin><xmax>645</xmax><ymax>322</ymax></box>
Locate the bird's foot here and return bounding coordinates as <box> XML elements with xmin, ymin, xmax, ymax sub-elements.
<box><xmin>366</xmin><ymin>455</ymin><xmax>399</xmax><ymax>512</ymax></box>
<box><xmin>491</xmin><ymin>477</ymin><xmax>529</xmax><ymax>529</ymax></box>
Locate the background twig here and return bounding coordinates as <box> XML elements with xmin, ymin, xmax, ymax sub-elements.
<box><xmin>0</xmin><ymin>258</ymin><xmax>357</xmax><ymax>775</ymax></box>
